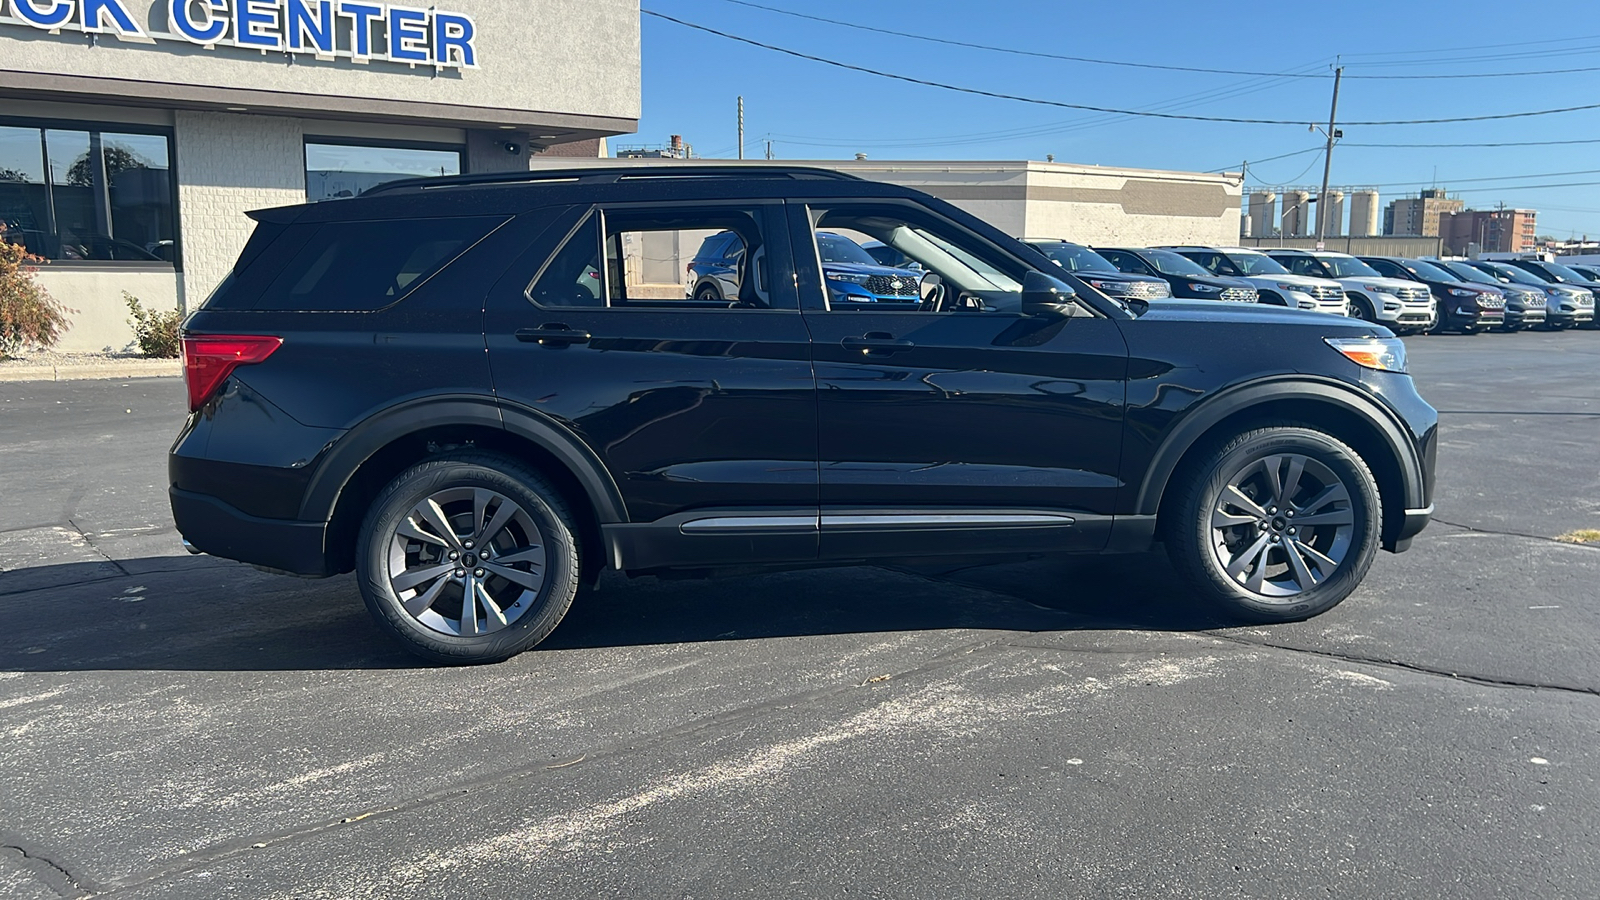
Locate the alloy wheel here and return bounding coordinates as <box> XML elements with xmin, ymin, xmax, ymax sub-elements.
<box><xmin>386</xmin><ymin>487</ymin><xmax>547</xmax><ymax>637</ymax></box>
<box><xmin>1209</xmin><ymin>454</ymin><xmax>1355</xmax><ymax>600</ymax></box>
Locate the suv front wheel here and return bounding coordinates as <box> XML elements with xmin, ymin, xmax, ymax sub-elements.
<box><xmin>356</xmin><ymin>452</ymin><xmax>581</xmax><ymax>664</ymax></box>
<box><xmin>1165</xmin><ymin>424</ymin><xmax>1380</xmax><ymax>622</ymax></box>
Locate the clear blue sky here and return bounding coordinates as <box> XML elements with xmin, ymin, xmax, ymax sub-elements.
<box><xmin>635</xmin><ymin>0</ymin><xmax>1600</xmax><ymax>238</ymax></box>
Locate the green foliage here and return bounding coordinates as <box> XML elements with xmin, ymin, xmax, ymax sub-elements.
<box><xmin>125</xmin><ymin>292</ymin><xmax>182</xmax><ymax>358</ymax></box>
<box><xmin>0</xmin><ymin>241</ymin><xmax>68</xmax><ymax>359</ymax></box>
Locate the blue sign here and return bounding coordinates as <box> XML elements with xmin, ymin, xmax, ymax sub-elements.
<box><xmin>0</xmin><ymin>0</ymin><xmax>478</xmax><ymax>68</ymax></box>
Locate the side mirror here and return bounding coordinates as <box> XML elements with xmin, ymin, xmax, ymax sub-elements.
<box><xmin>1021</xmin><ymin>270</ymin><xmax>1079</xmax><ymax>317</ymax></box>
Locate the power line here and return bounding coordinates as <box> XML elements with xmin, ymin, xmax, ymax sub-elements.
<box><xmin>1204</xmin><ymin>146</ymin><xmax>1324</xmax><ymax>173</ymax></box>
<box><xmin>1345</xmin><ymin>138</ymin><xmax>1600</xmax><ymax>149</ymax></box>
<box><xmin>702</xmin><ymin>0</ymin><xmax>1600</xmax><ymax>80</ymax></box>
<box><xmin>1370</xmin><ymin>168</ymin><xmax>1600</xmax><ymax>188</ymax></box>
<box><xmin>644</xmin><ymin>10</ymin><xmax>1600</xmax><ymax>127</ymax></box>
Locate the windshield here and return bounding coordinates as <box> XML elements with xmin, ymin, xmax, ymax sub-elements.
<box><xmin>816</xmin><ymin>233</ymin><xmax>878</xmax><ymax>265</ymax></box>
<box><xmin>1485</xmin><ymin>263</ymin><xmax>1547</xmax><ymax>286</ymax></box>
<box><xmin>1033</xmin><ymin>242</ymin><xmax>1118</xmax><ymax>273</ymax></box>
<box><xmin>1322</xmin><ymin>256</ymin><xmax>1383</xmax><ymax>278</ymax></box>
<box><xmin>1401</xmin><ymin>259</ymin><xmax>1456</xmax><ymax>282</ymax></box>
<box><xmin>1541</xmin><ymin>262</ymin><xmax>1591</xmax><ymax>284</ymax></box>
<box><xmin>1144</xmin><ymin>249</ymin><xmax>1213</xmax><ymax>278</ymax></box>
<box><xmin>1439</xmin><ymin>261</ymin><xmax>1498</xmax><ymax>285</ymax></box>
<box><xmin>1227</xmin><ymin>251</ymin><xmax>1291</xmax><ymax>276</ymax></box>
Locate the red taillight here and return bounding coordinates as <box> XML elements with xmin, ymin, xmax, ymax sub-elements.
<box><xmin>182</xmin><ymin>335</ymin><xmax>282</xmax><ymax>412</ymax></box>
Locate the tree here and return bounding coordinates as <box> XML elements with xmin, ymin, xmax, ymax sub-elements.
<box><xmin>66</xmin><ymin>146</ymin><xmax>146</xmax><ymax>187</ymax></box>
<box><xmin>0</xmin><ymin>240</ymin><xmax>69</xmax><ymax>358</ymax></box>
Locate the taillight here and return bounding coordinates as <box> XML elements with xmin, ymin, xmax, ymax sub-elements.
<box><xmin>182</xmin><ymin>335</ymin><xmax>282</xmax><ymax>412</ymax></box>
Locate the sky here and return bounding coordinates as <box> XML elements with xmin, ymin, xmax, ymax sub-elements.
<box><xmin>633</xmin><ymin>0</ymin><xmax>1600</xmax><ymax>239</ymax></box>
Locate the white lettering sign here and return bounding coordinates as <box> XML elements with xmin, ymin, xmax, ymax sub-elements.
<box><xmin>0</xmin><ymin>0</ymin><xmax>478</xmax><ymax>68</ymax></box>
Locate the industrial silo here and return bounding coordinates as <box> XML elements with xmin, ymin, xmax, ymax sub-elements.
<box><xmin>1321</xmin><ymin>190</ymin><xmax>1345</xmax><ymax>237</ymax></box>
<box><xmin>1349</xmin><ymin>190</ymin><xmax>1381</xmax><ymax>237</ymax></box>
<box><xmin>1247</xmin><ymin>192</ymin><xmax>1277</xmax><ymax>238</ymax></box>
<box><xmin>1282</xmin><ymin>190</ymin><xmax>1311</xmax><ymax>237</ymax></box>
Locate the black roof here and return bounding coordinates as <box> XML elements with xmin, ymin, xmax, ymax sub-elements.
<box><xmin>360</xmin><ymin>164</ymin><xmax>862</xmax><ymax>197</ymax></box>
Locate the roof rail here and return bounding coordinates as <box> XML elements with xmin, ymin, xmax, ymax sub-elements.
<box><xmin>360</xmin><ymin>164</ymin><xmax>862</xmax><ymax>197</ymax></box>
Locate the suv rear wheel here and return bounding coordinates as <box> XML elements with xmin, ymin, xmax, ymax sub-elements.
<box><xmin>356</xmin><ymin>452</ymin><xmax>581</xmax><ymax>664</ymax></box>
<box><xmin>1165</xmin><ymin>424</ymin><xmax>1380</xmax><ymax>622</ymax></box>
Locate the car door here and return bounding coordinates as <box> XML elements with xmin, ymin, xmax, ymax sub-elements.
<box><xmin>485</xmin><ymin>201</ymin><xmax>819</xmax><ymax>571</ymax></box>
<box><xmin>788</xmin><ymin>200</ymin><xmax>1130</xmax><ymax>559</ymax></box>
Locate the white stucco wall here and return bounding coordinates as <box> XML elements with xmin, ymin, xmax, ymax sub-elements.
<box><xmin>174</xmin><ymin>110</ymin><xmax>308</xmax><ymax>305</ymax></box>
<box><xmin>31</xmin><ymin>268</ymin><xmax>182</xmax><ymax>353</ymax></box>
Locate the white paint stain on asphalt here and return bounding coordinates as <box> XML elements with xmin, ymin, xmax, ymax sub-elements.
<box><xmin>1325</xmin><ymin>670</ymin><xmax>1394</xmax><ymax>691</ymax></box>
<box><xmin>0</xmin><ymin>689</ymin><xmax>66</xmax><ymax>710</ymax></box>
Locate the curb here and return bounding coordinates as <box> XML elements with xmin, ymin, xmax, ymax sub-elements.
<box><xmin>0</xmin><ymin>361</ymin><xmax>181</xmax><ymax>383</ymax></box>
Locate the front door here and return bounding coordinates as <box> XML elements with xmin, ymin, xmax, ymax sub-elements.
<box><xmin>485</xmin><ymin>202</ymin><xmax>818</xmax><ymax>570</ymax></box>
<box><xmin>788</xmin><ymin>200</ymin><xmax>1130</xmax><ymax>559</ymax></box>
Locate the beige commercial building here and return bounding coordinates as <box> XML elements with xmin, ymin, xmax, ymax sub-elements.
<box><xmin>1384</xmin><ymin>189</ymin><xmax>1464</xmax><ymax>239</ymax></box>
<box><xmin>1</xmin><ymin>0</ymin><xmax>639</xmax><ymax>350</ymax></box>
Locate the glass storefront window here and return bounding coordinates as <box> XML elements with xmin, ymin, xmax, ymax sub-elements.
<box><xmin>0</xmin><ymin>122</ymin><xmax>175</xmax><ymax>264</ymax></box>
<box><xmin>305</xmin><ymin>141</ymin><xmax>462</xmax><ymax>202</ymax></box>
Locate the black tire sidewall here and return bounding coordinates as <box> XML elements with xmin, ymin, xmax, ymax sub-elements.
<box><xmin>356</xmin><ymin>453</ymin><xmax>581</xmax><ymax>664</ymax></box>
<box><xmin>1168</xmin><ymin>426</ymin><xmax>1381</xmax><ymax>622</ymax></box>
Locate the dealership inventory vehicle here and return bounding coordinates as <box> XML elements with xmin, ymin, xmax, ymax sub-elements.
<box><xmin>1428</xmin><ymin>260</ymin><xmax>1542</xmax><ymax>331</ymax></box>
<box><xmin>1093</xmin><ymin>246</ymin><xmax>1258</xmax><ymax>302</ymax></box>
<box><xmin>171</xmin><ymin>166</ymin><xmax>1436</xmax><ymax>663</ymax></box>
<box><xmin>1362</xmin><ymin>256</ymin><xmax>1514</xmax><ymax>333</ymax></box>
<box><xmin>1463</xmin><ymin>260</ymin><xmax>1594</xmax><ymax>329</ymax></box>
<box><xmin>1499</xmin><ymin>258</ymin><xmax>1600</xmax><ymax>328</ymax></box>
<box><xmin>1024</xmin><ymin>240</ymin><xmax>1172</xmax><ymax>300</ymax></box>
<box><xmin>1160</xmin><ymin>246</ymin><xmax>1348</xmax><ymax>314</ymax></box>
<box><xmin>1265</xmin><ymin>249</ymin><xmax>1433</xmax><ymax>332</ymax></box>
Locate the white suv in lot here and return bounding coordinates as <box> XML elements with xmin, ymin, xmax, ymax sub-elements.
<box><xmin>1161</xmin><ymin>246</ymin><xmax>1348</xmax><ymax>315</ymax></box>
<box><xmin>1267</xmin><ymin>249</ymin><xmax>1435</xmax><ymax>334</ymax></box>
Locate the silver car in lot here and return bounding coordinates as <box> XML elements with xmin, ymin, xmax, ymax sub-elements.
<box><xmin>1464</xmin><ymin>260</ymin><xmax>1594</xmax><ymax>330</ymax></box>
<box><xmin>1160</xmin><ymin>246</ymin><xmax>1348</xmax><ymax>315</ymax></box>
<box><xmin>1266</xmin><ymin>249</ymin><xmax>1434</xmax><ymax>333</ymax></box>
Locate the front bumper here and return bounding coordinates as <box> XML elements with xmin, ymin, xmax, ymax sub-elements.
<box><xmin>1286</xmin><ymin>291</ymin><xmax>1348</xmax><ymax>315</ymax></box>
<box><xmin>1392</xmin><ymin>503</ymin><xmax>1434</xmax><ymax>553</ymax></box>
<box><xmin>171</xmin><ymin>487</ymin><xmax>334</xmax><ymax>577</ymax></box>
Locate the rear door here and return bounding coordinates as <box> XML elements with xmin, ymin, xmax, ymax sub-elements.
<box><xmin>485</xmin><ymin>201</ymin><xmax>819</xmax><ymax>570</ymax></box>
<box><xmin>788</xmin><ymin>199</ymin><xmax>1129</xmax><ymax>559</ymax></box>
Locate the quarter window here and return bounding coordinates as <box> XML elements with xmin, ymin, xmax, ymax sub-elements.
<box><xmin>0</xmin><ymin>122</ymin><xmax>176</xmax><ymax>264</ymax></box>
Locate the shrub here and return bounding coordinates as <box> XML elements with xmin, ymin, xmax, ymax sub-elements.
<box><xmin>126</xmin><ymin>292</ymin><xmax>182</xmax><ymax>358</ymax></box>
<box><xmin>0</xmin><ymin>241</ymin><xmax>68</xmax><ymax>359</ymax></box>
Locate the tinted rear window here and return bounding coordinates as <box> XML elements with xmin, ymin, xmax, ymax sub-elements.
<box><xmin>248</xmin><ymin>217</ymin><xmax>502</xmax><ymax>311</ymax></box>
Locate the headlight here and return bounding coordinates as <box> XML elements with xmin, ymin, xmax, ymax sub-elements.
<box><xmin>1366</xmin><ymin>283</ymin><xmax>1396</xmax><ymax>294</ymax></box>
<box><xmin>1546</xmin><ymin>287</ymin><xmax>1564</xmax><ymax>297</ymax></box>
<box><xmin>1325</xmin><ymin>337</ymin><xmax>1408</xmax><ymax>373</ymax></box>
<box><xmin>826</xmin><ymin>271</ymin><xmax>871</xmax><ymax>285</ymax></box>
<box><xmin>1087</xmin><ymin>279</ymin><xmax>1132</xmax><ymax>295</ymax></box>
<box><xmin>1447</xmin><ymin>288</ymin><xmax>1476</xmax><ymax>297</ymax></box>
<box><xmin>1188</xmin><ymin>283</ymin><xmax>1222</xmax><ymax>293</ymax></box>
<box><xmin>1276</xmin><ymin>283</ymin><xmax>1305</xmax><ymax>293</ymax></box>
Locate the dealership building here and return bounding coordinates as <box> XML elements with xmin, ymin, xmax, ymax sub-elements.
<box><xmin>0</xmin><ymin>0</ymin><xmax>639</xmax><ymax>350</ymax></box>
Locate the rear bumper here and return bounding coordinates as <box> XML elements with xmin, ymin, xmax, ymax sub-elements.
<box><xmin>170</xmin><ymin>487</ymin><xmax>333</xmax><ymax>577</ymax></box>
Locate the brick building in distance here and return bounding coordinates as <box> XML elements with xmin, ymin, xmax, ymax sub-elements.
<box><xmin>1442</xmin><ymin>208</ymin><xmax>1539</xmax><ymax>256</ymax></box>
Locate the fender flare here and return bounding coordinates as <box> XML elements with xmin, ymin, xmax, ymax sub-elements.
<box><xmin>1133</xmin><ymin>375</ymin><xmax>1425</xmax><ymax>517</ymax></box>
<box><xmin>298</xmin><ymin>394</ymin><xmax>627</xmax><ymax>525</ymax></box>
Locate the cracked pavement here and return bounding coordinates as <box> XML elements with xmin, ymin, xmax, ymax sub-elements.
<box><xmin>1</xmin><ymin>331</ymin><xmax>1597</xmax><ymax>898</ymax></box>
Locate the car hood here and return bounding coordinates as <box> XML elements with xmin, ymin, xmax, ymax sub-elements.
<box><xmin>1337</xmin><ymin>276</ymin><xmax>1426</xmax><ymax>293</ymax></box>
<box><xmin>1239</xmin><ymin>273</ymin><xmax>1342</xmax><ymax>290</ymax></box>
<box><xmin>821</xmin><ymin>262</ymin><xmax>921</xmax><ymax>279</ymax></box>
<box><xmin>1127</xmin><ymin>298</ymin><xmax>1390</xmax><ymax>332</ymax></box>
<box><xmin>1074</xmin><ymin>270</ymin><xmax>1167</xmax><ymax>285</ymax></box>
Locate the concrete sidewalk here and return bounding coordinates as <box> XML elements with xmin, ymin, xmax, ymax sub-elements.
<box><xmin>0</xmin><ymin>352</ymin><xmax>180</xmax><ymax>383</ymax></box>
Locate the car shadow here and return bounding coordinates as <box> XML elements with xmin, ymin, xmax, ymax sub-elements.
<box><xmin>0</xmin><ymin>551</ymin><xmax>1240</xmax><ymax>673</ymax></box>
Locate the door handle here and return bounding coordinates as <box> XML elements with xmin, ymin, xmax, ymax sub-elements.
<box><xmin>516</xmin><ymin>325</ymin><xmax>592</xmax><ymax>346</ymax></box>
<box><xmin>841</xmin><ymin>333</ymin><xmax>915</xmax><ymax>354</ymax></box>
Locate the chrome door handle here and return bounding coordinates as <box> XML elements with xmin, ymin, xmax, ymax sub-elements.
<box><xmin>516</xmin><ymin>325</ymin><xmax>591</xmax><ymax>346</ymax></box>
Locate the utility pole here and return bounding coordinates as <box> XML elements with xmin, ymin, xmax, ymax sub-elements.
<box><xmin>765</xmin><ymin>139</ymin><xmax>773</xmax><ymax>160</ymax></box>
<box><xmin>737</xmin><ymin>96</ymin><xmax>745</xmax><ymax>160</ymax></box>
<box><xmin>1314</xmin><ymin>66</ymin><xmax>1343</xmax><ymax>248</ymax></box>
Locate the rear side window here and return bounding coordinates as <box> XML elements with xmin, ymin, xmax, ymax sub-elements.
<box><xmin>251</xmin><ymin>216</ymin><xmax>502</xmax><ymax>311</ymax></box>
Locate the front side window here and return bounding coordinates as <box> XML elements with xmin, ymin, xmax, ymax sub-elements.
<box><xmin>1092</xmin><ymin>248</ymin><xmax>1151</xmax><ymax>276</ymax></box>
<box><xmin>1032</xmin><ymin>242</ymin><xmax>1118</xmax><ymax>274</ymax></box>
<box><xmin>1322</xmin><ymin>256</ymin><xmax>1383</xmax><ymax>278</ymax></box>
<box><xmin>0</xmin><ymin>122</ymin><xmax>175</xmax><ymax>263</ymax></box>
<box><xmin>1278</xmin><ymin>255</ymin><xmax>1327</xmax><ymax>277</ymax></box>
<box><xmin>1401</xmin><ymin>259</ymin><xmax>1454</xmax><ymax>282</ymax></box>
<box><xmin>305</xmin><ymin>140</ymin><xmax>463</xmax><ymax>201</ymax></box>
<box><xmin>1228</xmin><ymin>252</ymin><xmax>1292</xmax><ymax>276</ymax></box>
<box><xmin>808</xmin><ymin>204</ymin><xmax>1024</xmax><ymax>312</ymax></box>
<box><xmin>1144</xmin><ymin>249</ymin><xmax>1213</xmax><ymax>279</ymax></box>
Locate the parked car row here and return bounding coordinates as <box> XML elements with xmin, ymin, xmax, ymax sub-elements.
<box><xmin>1027</xmin><ymin>239</ymin><xmax>1597</xmax><ymax>335</ymax></box>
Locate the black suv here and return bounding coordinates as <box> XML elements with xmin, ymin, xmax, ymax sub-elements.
<box><xmin>171</xmin><ymin>166</ymin><xmax>1437</xmax><ymax>663</ymax></box>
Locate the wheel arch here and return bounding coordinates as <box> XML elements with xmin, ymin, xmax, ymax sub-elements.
<box><xmin>301</xmin><ymin>396</ymin><xmax>625</xmax><ymax>577</ymax></box>
<box><xmin>1139</xmin><ymin>377</ymin><xmax>1423</xmax><ymax>552</ymax></box>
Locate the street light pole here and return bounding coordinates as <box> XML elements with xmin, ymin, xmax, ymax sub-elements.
<box><xmin>1314</xmin><ymin>66</ymin><xmax>1343</xmax><ymax>247</ymax></box>
<box><xmin>737</xmin><ymin>96</ymin><xmax>745</xmax><ymax>161</ymax></box>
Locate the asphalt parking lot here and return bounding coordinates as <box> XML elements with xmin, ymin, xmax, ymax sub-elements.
<box><xmin>2</xmin><ymin>330</ymin><xmax>1597</xmax><ymax>899</ymax></box>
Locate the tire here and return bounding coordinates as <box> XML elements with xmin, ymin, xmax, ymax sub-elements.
<box><xmin>356</xmin><ymin>451</ymin><xmax>582</xmax><ymax>664</ymax></box>
<box><xmin>1164</xmin><ymin>424</ymin><xmax>1381</xmax><ymax>623</ymax></box>
<box><xmin>694</xmin><ymin>283</ymin><xmax>724</xmax><ymax>303</ymax></box>
<box><xmin>1347</xmin><ymin>295</ymin><xmax>1374</xmax><ymax>322</ymax></box>
<box><xmin>1256</xmin><ymin>291</ymin><xmax>1289</xmax><ymax>307</ymax></box>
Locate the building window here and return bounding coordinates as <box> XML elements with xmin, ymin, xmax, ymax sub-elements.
<box><xmin>304</xmin><ymin>140</ymin><xmax>463</xmax><ymax>202</ymax></box>
<box><xmin>0</xmin><ymin>122</ymin><xmax>176</xmax><ymax>264</ymax></box>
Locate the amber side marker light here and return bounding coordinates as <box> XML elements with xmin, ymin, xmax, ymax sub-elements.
<box><xmin>1324</xmin><ymin>337</ymin><xmax>1407</xmax><ymax>373</ymax></box>
<box><xmin>183</xmin><ymin>335</ymin><xmax>283</xmax><ymax>412</ymax></box>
